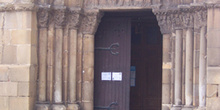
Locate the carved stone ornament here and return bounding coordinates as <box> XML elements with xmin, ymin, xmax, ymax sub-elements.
<box><xmin>156</xmin><ymin>13</ymin><xmax>172</xmax><ymax>34</ymax></box>
<box><xmin>53</xmin><ymin>7</ymin><xmax>66</xmax><ymax>29</ymax></box>
<box><xmin>195</xmin><ymin>9</ymin><xmax>207</xmax><ymax>27</ymax></box>
<box><xmin>0</xmin><ymin>3</ymin><xmax>36</xmax><ymax>12</ymax></box>
<box><xmin>81</xmin><ymin>10</ymin><xmax>104</xmax><ymax>35</ymax></box>
<box><xmin>171</xmin><ymin>12</ymin><xmax>183</xmax><ymax>30</ymax></box>
<box><xmin>37</xmin><ymin>8</ymin><xmax>49</xmax><ymax>28</ymax></box>
<box><xmin>66</xmin><ymin>9</ymin><xmax>82</xmax><ymax>29</ymax></box>
<box><xmin>182</xmin><ymin>12</ymin><xmax>194</xmax><ymax>28</ymax></box>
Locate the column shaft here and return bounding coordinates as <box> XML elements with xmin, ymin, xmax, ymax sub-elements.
<box><xmin>38</xmin><ymin>28</ymin><xmax>48</xmax><ymax>102</ymax></box>
<box><xmin>69</xmin><ymin>29</ymin><xmax>78</xmax><ymax>103</ymax></box>
<box><xmin>185</xmin><ymin>28</ymin><xmax>194</xmax><ymax>106</ymax></box>
<box><xmin>54</xmin><ymin>29</ymin><xmax>63</xmax><ymax>103</ymax></box>
<box><xmin>199</xmin><ymin>26</ymin><xmax>207</xmax><ymax>107</ymax></box>
<box><xmin>175</xmin><ymin>29</ymin><xmax>183</xmax><ymax>106</ymax></box>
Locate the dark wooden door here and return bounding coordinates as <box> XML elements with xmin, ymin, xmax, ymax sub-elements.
<box><xmin>94</xmin><ymin>17</ymin><xmax>131</xmax><ymax>110</ymax></box>
<box><xmin>130</xmin><ymin>19</ymin><xmax>162</xmax><ymax>110</ymax></box>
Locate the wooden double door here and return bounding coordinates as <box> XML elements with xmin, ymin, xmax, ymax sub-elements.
<box><xmin>94</xmin><ymin>12</ymin><xmax>162</xmax><ymax>110</ymax></box>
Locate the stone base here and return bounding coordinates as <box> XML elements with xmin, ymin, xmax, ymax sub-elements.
<box><xmin>35</xmin><ymin>104</ymin><xmax>50</xmax><ymax>110</ymax></box>
<box><xmin>197</xmin><ymin>106</ymin><xmax>206</xmax><ymax>110</ymax></box>
<box><xmin>182</xmin><ymin>106</ymin><xmax>193</xmax><ymax>110</ymax></box>
<box><xmin>171</xmin><ymin>105</ymin><xmax>182</xmax><ymax>110</ymax></box>
<box><xmin>67</xmin><ymin>103</ymin><xmax>79</xmax><ymax>110</ymax></box>
<box><xmin>51</xmin><ymin>104</ymin><xmax>66</xmax><ymax>110</ymax></box>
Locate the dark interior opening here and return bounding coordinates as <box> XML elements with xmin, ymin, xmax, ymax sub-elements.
<box><xmin>129</xmin><ymin>11</ymin><xmax>162</xmax><ymax>110</ymax></box>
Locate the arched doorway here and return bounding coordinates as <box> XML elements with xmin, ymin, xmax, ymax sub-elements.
<box><xmin>94</xmin><ymin>10</ymin><xmax>162</xmax><ymax>110</ymax></box>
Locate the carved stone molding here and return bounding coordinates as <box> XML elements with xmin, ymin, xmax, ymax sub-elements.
<box><xmin>81</xmin><ymin>10</ymin><xmax>104</xmax><ymax>35</ymax></box>
<box><xmin>195</xmin><ymin>9</ymin><xmax>207</xmax><ymax>28</ymax></box>
<box><xmin>53</xmin><ymin>7</ymin><xmax>66</xmax><ymax>29</ymax></box>
<box><xmin>0</xmin><ymin>3</ymin><xmax>36</xmax><ymax>12</ymax></box>
<box><xmin>66</xmin><ymin>8</ymin><xmax>82</xmax><ymax>29</ymax></box>
<box><xmin>182</xmin><ymin>12</ymin><xmax>194</xmax><ymax>28</ymax></box>
<box><xmin>155</xmin><ymin>13</ymin><xmax>172</xmax><ymax>34</ymax></box>
<box><xmin>37</xmin><ymin>7</ymin><xmax>49</xmax><ymax>28</ymax></box>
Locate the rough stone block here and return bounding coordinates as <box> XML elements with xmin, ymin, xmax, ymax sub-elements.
<box><xmin>0</xmin><ymin>30</ymin><xmax>11</xmax><ymax>45</ymax></box>
<box><xmin>17</xmin><ymin>45</ymin><xmax>31</xmax><ymax>64</ymax></box>
<box><xmin>207</xmin><ymin>67</ymin><xmax>220</xmax><ymax>84</ymax></box>
<box><xmin>207</xmin><ymin>84</ymin><xmax>218</xmax><ymax>98</ymax></box>
<box><xmin>207</xmin><ymin>48</ymin><xmax>220</xmax><ymax>66</ymax></box>
<box><xmin>0</xmin><ymin>82</ymin><xmax>17</xmax><ymax>96</ymax></box>
<box><xmin>82</xmin><ymin>82</ymin><xmax>93</xmax><ymax>101</ymax></box>
<box><xmin>213</xmin><ymin>8</ymin><xmax>220</xmax><ymax>29</ymax></box>
<box><xmin>5</xmin><ymin>12</ymin><xmax>22</xmax><ymax>29</ymax></box>
<box><xmin>35</xmin><ymin>104</ymin><xmax>50</xmax><ymax>110</ymax></box>
<box><xmin>208</xmin><ymin>8</ymin><xmax>214</xmax><ymax>29</ymax></box>
<box><xmin>0</xmin><ymin>0</ymin><xmax>13</xmax><ymax>3</ymax></box>
<box><xmin>83</xmin><ymin>35</ymin><xmax>94</xmax><ymax>52</ymax></box>
<box><xmin>162</xmin><ymin>84</ymin><xmax>170</xmax><ymax>104</ymax></box>
<box><xmin>51</xmin><ymin>104</ymin><xmax>66</xmax><ymax>110</ymax></box>
<box><xmin>207</xmin><ymin>97</ymin><xmax>220</xmax><ymax>110</ymax></box>
<box><xmin>9</xmin><ymin>97</ymin><xmax>29</xmax><ymax>110</ymax></box>
<box><xmin>2</xmin><ymin>45</ymin><xmax>17</xmax><ymax>64</ymax></box>
<box><xmin>0</xmin><ymin>97</ymin><xmax>9</xmax><ymax>110</ymax></box>
<box><xmin>83</xmin><ymin>68</ymin><xmax>94</xmax><ymax>81</ymax></box>
<box><xmin>67</xmin><ymin>104</ymin><xmax>79</xmax><ymax>110</ymax></box>
<box><xmin>0</xmin><ymin>66</ymin><xmax>8</xmax><ymax>81</ymax></box>
<box><xmin>82</xmin><ymin>102</ymin><xmax>93</xmax><ymax>110</ymax></box>
<box><xmin>162</xmin><ymin>69</ymin><xmax>171</xmax><ymax>84</ymax></box>
<box><xmin>11</xmin><ymin>30</ymin><xmax>31</xmax><ymax>44</ymax></box>
<box><xmin>18</xmin><ymin>82</ymin><xmax>29</xmax><ymax>97</ymax></box>
<box><xmin>83</xmin><ymin>52</ymin><xmax>94</xmax><ymax>68</ymax></box>
<box><xmin>8</xmin><ymin>65</ymin><xmax>30</xmax><ymax>82</ymax></box>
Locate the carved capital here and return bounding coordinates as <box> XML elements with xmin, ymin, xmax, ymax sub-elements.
<box><xmin>195</xmin><ymin>9</ymin><xmax>207</xmax><ymax>28</ymax></box>
<box><xmin>37</xmin><ymin>7</ymin><xmax>49</xmax><ymax>28</ymax></box>
<box><xmin>53</xmin><ymin>7</ymin><xmax>66</xmax><ymax>29</ymax></box>
<box><xmin>182</xmin><ymin>12</ymin><xmax>194</xmax><ymax>28</ymax></box>
<box><xmin>81</xmin><ymin>10</ymin><xmax>104</xmax><ymax>35</ymax></box>
<box><xmin>66</xmin><ymin>8</ymin><xmax>82</xmax><ymax>29</ymax></box>
<box><xmin>171</xmin><ymin>12</ymin><xmax>183</xmax><ymax>30</ymax></box>
<box><xmin>156</xmin><ymin>13</ymin><xmax>172</xmax><ymax>34</ymax></box>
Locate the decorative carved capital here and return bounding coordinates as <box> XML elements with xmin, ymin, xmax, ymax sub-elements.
<box><xmin>81</xmin><ymin>10</ymin><xmax>104</xmax><ymax>35</ymax></box>
<box><xmin>53</xmin><ymin>7</ymin><xmax>66</xmax><ymax>29</ymax></box>
<box><xmin>66</xmin><ymin>8</ymin><xmax>82</xmax><ymax>29</ymax></box>
<box><xmin>0</xmin><ymin>3</ymin><xmax>36</xmax><ymax>12</ymax></box>
<box><xmin>195</xmin><ymin>9</ymin><xmax>207</xmax><ymax>28</ymax></box>
<box><xmin>155</xmin><ymin>13</ymin><xmax>172</xmax><ymax>34</ymax></box>
<box><xmin>182</xmin><ymin>12</ymin><xmax>194</xmax><ymax>28</ymax></box>
<box><xmin>37</xmin><ymin>7</ymin><xmax>49</xmax><ymax>28</ymax></box>
<box><xmin>171</xmin><ymin>12</ymin><xmax>183</xmax><ymax>30</ymax></box>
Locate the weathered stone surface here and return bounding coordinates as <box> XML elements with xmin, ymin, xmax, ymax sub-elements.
<box><xmin>17</xmin><ymin>45</ymin><xmax>31</xmax><ymax>64</ymax></box>
<box><xmin>18</xmin><ymin>82</ymin><xmax>29</xmax><ymax>97</ymax></box>
<box><xmin>35</xmin><ymin>104</ymin><xmax>50</xmax><ymax>110</ymax></box>
<box><xmin>9</xmin><ymin>97</ymin><xmax>29</xmax><ymax>110</ymax></box>
<box><xmin>0</xmin><ymin>66</ymin><xmax>8</xmax><ymax>81</ymax></box>
<box><xmin>207</xmin><ymin>29</ymin><xmax>220</xmax><ymax>48</ymax></box>
<box><xmin>207</xmin><ymin>67</ymin><xmax>220</xmax><ymax>84</ymax></box>
<box><xmin>162</xmin><ymin>84</ymin><xmax>171</xmax><ymax>104</ymax></box>
<box><xmin>0</xmin><ymin>97</ymin><xmax>8</xmax><ymax>110</ymax></box>
<box><xmin>67</xmin><ymin>104</ymin><xmax>79</xmax><ymax>110</ymax></box>
<box><xmin>51</xmin><ymin>104</ymin><xmax>66</xmax><ymax>110</ymax></box>
<box><xmin>207</xmin><ymin>84</ymin><xmax>218</xmax><ymax>98</ymax></box>
<box><xmin>163</xmin><ymin>69</ymin><xmax>171</xmax><ymax>84</ymax></box>
<box><xmin>0</xmin><ymin>82</ymin><xmax>17</xmax><ymax>96</ymax></box>
<box><xmin>207</xmin><ymin>48</ymin><xmax>220</xmax><ymax>66</ymax></box>
<box><xmin>83</xmin><ymin>52</ymin><xmax>94</xmax><ymax>68</ymax></box>
<box><xmin>83</xmin><ymin>68</ymin><xmax>94</xmax><ymax>81</ymax></box>
<box><xmin>82</xmin><ymin>82</ymin><xmax>93</xmax><ymax>101</ymax></box>
<box><xmin>8</xmin><ymin>65</ymin><xmax>30</xmax><ymax>82</ymax></box>
<box><xmin>207</xmin><ymin>97</ymin><xmax>220</xmax><ymax>110</ymax></box>
<box><xmin>2</xmin><ymin>46</ymin><xmax>17</xmax><ymax>64</ymax></box>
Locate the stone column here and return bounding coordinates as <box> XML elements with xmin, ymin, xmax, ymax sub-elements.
<box><xmin>182</xmin><ymin>12</ymin><xmax>194</xmax><ymax>109</ymax></box>
<box><xmin>81</xmin><ymin>10</ymin><xmax>103</xmax><ymax>110</ymax></box>
<box><xmin>36</xmin><ymin>7</ymin><xmax>50</xmax><ymax>110</ymax></box>
<box><xmin>51</xmin><ymin>7</ymin><xmax>66</xmax><ymax>110</ymax></box>
<box><xmin>196</xmin><ymin>9</ymin><xmax>207</xmax><ymax>110</ymax></box>
<box><xmin>171</xmin><ymin>13</ymin><xmax>183</xmax><ymax>110</ymax></box>
<box><xmin>66</xmin><ymin>9</ymin><xmax>82</xmax><ymax>110</ymax></box>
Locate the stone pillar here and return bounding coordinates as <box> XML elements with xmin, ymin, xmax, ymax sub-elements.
<box><xmin>171</xmin><ymin>12</ymin><xmax>183</xmax><ymax>110</ymax></box>
<box><xmin>195</xmin><ymin>9</ymin><xmax>207</xmax><ymax>110</ymax></box>
<box><xmin>182</xmin><ymin>12</ymin><xmax>194</xmax><ymax>110</ymax></box>
<box><xmin>81</xmin><ymin>10</ymin><xmax>103</xmax><ymax>110</ymax></box>
<box><xmin>66</xmin><ymin>9</ymin><xmax>82</xmax><ymax>110</ymax></box>
<box><xmin>51</xmin><ymin>7</ymin><xmax>66</xmax><ymax>110</ymax></box>
<box><xmin>36</xmin><ymin>7</ymin><xmax>50</xmax><ymax>110</ymax></box>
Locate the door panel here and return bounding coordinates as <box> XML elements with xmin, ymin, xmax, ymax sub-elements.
<box><xmin>94</xmin><ymin>17</ymin><xmax>131</xmax><ymax>110</ymax></box>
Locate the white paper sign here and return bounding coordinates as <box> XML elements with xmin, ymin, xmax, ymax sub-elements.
<box><xmin>101</xmin><ymin>72</ymin><xmax>111</xmax><ymax>81</ymax></box>
<box><xmin>112</xmin><ymin>72</ymin><xmax>122</xmax><ymax>81</ymax></box>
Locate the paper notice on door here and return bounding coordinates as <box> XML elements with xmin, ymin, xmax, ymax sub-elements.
<box><xmin>112</xmin><ymin>72</ymin><xmax>122</xmax><ymax>81</ymax></box>
<box><xmin>101</xmin><ymin>72</ymin><xmax>112</xmax><ymax>81</ymax></box>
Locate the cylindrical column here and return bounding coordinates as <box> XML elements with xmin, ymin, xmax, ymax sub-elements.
<box><xmin>69</xmin><ymin>29</ymin><xmax>78</xmax><ymax>103</ymax></box>
<box><xmin>82</xmin><ymin>34</ymin><xmax>95</xmax><ymax>110</ymax></box>
<box><xmin>199</xmin><ymin>26</ymin><xmax>207</xmax><ymax>108</ymax></box>
<box><xmin>38</xmin><ymin>28</ymin><xmax>48</xmax><ymax>102</ymax></box>
<box><xmin>54</xmin><ymin>29</ymin><xmax>63</xmax><ymax>103</ymax></box>
<box><xmin>174</xmin><ymin>29</ymin><xmax>183</xmax><ymax>106</ymax></box>
<box><xmin>185</xmin><ymin>28</ymin><xmax>194</xmax><ymax>106</ymax></box>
